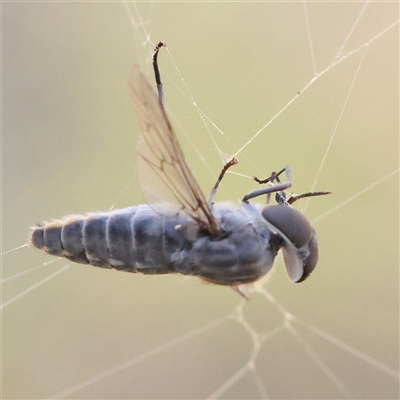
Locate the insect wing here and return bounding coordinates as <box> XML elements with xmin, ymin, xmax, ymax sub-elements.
<box><xmin>128</xmin><ymin>65</ymin><xmax>218</xmax><ymax>234</ymax></box>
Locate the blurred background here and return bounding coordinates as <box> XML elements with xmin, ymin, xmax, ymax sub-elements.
<box><xmin>3</xmin><ymin>2</ymin><xmax>398</xmax><ymax>399</ymax></box>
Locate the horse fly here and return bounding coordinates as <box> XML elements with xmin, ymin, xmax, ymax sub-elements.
<box><xmin>30</xmin><ymin>42</ymin><xmax>331</xmax><ymax>294</ymax></box>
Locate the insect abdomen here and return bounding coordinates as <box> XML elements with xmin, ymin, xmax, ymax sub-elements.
<box><xmin>30</xmin><ymin>205</ymin><xmax>186</xmax><ymax>274</ymax></box>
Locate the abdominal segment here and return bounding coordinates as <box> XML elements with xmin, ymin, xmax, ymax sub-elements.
<box><xmin>30</xmin><ymin>205</ymin><xmax>188</xmax><ymax>274</ymax></box>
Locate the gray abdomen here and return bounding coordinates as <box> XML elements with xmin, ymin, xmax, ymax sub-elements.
<box><xmin>30</xmin><ymin>205</ymin><xmax>189</xmax><ymax>274</ymax></box>
<box><xmin>31</xmin><ymin>203</ymin><xmax>281</xmax><ymax>285</ymax></box>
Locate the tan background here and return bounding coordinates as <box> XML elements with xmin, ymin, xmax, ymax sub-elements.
<box><xmin>3</xmin><ymin>2</ymin><xmax>398</xmax><ymax>399</ymax></box>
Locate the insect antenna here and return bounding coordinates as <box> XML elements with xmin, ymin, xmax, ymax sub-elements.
<box><xmin>284</xmin><ymin>190</ymin><xmax>332</xmax><ymax>205</ymax></box>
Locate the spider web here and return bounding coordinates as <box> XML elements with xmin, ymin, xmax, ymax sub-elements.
<box><xmin>2</xmin><ymin>1</ymin><xmax>399</xmax><ymax>399</ymax></box>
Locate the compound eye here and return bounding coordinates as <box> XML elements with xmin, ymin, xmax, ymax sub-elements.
<box><xmin>262</xmin><ymin>205</ymin><xmax>318</xmax><ymax>282</ymax></box>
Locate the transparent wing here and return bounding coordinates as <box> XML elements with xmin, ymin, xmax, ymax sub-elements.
<box><xmin>128</xmin><ymin>65</ymin><xmax>219</xmax><ymax>235</ymax></box>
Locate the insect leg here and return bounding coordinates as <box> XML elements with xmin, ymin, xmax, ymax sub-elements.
<box><xmin>242</xmin><ymin>166</ymin><xmax>293</xmax><ymax>204</ymax></box>
<box><xmin>207</xmin><ymin>157</ymin><xmax>238</xmax><ymax>206</ymax></box>
<box><xmin>253</xmin><ymin>166</ymin><xmax>287</xmax><ymax>185</ymax></box>
<box><xmin>152</xmin><ymin>42</ymin><xmax>167</xmax><ymax>109</ymax></box>
<box><xmin>232</xmin><ymin>285</ymin><xmax>250</xmax><ymax>300</ymax></box>
<box><xmin>253</xmin><ymin>167</ymin><xmax>288</xmax><ymax>205</ymax></box>
<box><xmin>249</xmin><ymin>166</ymin><xmax>332</xmax><ymax>205</ymax></box>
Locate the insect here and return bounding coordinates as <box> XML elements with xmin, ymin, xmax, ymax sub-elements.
<box><xmin>30</xmin><ymin>42</ymin><xmax>331</xmax><ymax>291</ymax></box>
